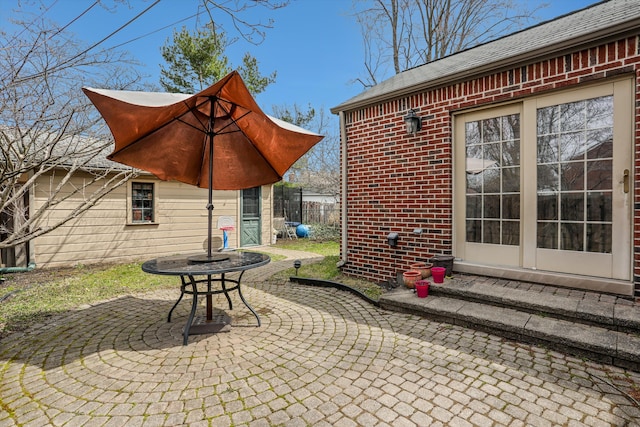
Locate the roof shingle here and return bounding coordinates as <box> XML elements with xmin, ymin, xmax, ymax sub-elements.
<box><xmin>331</xmin><ymin>0</ymin><xmax>640</xmax><ymax>113</ymax></box>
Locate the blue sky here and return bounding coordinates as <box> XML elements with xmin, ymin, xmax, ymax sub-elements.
<box><xmin>1</xmin><ymin>0</ymin><xmax>600</xmax><ymax>116</ymax></box>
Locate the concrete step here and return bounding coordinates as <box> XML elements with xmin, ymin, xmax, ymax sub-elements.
<box><xmin>423</xmin><ymin>277</ymin><xmax>640</xmax><ymax>334</ymax></box>
<box><xmin>379</xmin><ymin>284</ymin><xmax>640</xmax><ymax>371</ymax></box>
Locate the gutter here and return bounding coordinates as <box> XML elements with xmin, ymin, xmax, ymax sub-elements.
<box><xmin>337</xmin><ymin>111</ymin><xmax>348</xmax><ymax>268</ymax></box>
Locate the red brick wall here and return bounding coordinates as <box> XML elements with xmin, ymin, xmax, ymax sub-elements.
<box><xmin>341</xmin><ymin>35</ymin><xmax>640</xmax><ymax>296</ymax></box>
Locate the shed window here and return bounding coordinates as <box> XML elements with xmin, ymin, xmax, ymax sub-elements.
<box><xmin>131</xmin><ymin>182</ymin><xmax>154</xmax><ymax>222</ymax></box>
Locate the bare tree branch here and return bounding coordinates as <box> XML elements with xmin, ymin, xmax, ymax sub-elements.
<box><xmin>272</xmin><ymin>105</ymin><xmax>340</xmax><ymax>195</ymax></box>
<box><xmin>0</xmin><ymin>8</ymin><xmax>142</xmax><ymax>252</ymax></box>
<box><xmin>0</xmin><ymin>0</ymin><xmax>293</xmax><ymax>256</ymax></box>
<box><xmin>200</xmin><ymin>0</ymin><xmax>289</xmax><ymax>44</ymax></box>
<box><xmin>351</xmin><ymin>0</ymin><xmax>547</xmax><ymax>87</ymax></box>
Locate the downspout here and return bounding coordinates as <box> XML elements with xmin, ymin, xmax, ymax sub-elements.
<box><xmin>1</xmin><ymin>261</ymin><xmax>37</xmax><ymax>303</ymax></box>
<box><xmin>1</xmin><ymin>184</ymin><xmax>36</xmax><ymax>273</ymax></box>
<box><xmin>337</xmin><ymin>111</ymin><xmax>348</xmax><ymax>268</ymax></box>
<box><xmin>0</xmin><ymin>262</ymin><xmax>36</xmax><ymax>274</ymax></box>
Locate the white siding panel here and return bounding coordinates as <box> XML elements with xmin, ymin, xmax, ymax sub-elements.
<box><xmin>30</xmin><ymin>173</ymin><xmax>273</xmax><ymax>268</ymax></box>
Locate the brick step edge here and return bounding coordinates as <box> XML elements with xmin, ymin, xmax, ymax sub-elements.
<box><xmin>424</xmin><ymin>282</ymin><xmax>640</xmax><ymax>334</ymax></box>
<box><xmin>380</xmin><ymin>293</ymin><xmax>640</xmax><ymax>372</ymax></box>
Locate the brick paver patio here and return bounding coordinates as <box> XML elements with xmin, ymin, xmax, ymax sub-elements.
<box><xmin>1</xmin><ymin>254</ymin><xmax>639</xmax><ymax>426</ymax></box>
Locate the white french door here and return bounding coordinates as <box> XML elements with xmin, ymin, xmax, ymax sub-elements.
<box><xmin>455</xmin><ymin>79</ymin><xmax>633</xmax><ymax>280</ymax></box>
<box><xmin>454</xmin><ymin>104</ymin><xmax>523</xmax><ymax>267</ymax></box>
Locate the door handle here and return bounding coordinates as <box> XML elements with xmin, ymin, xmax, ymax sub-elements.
<box><xmin>623</xmin><ymin>169</ymin><xmax>629</xmax><ymax>193</ymax></box>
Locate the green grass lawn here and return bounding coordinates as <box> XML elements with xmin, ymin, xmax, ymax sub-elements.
<box><xmin>0</xmin><ymin>262</ymin><xmax>174</xmax><ymax>337</ymax></box>
<box><xmin>273</xmin><ymin>254</ymin><xmax>385</xmax><ymax>300</ymax></box>
<box><xmin>272</xmin><ymin>238</ymin><xmax>340</xmax><ymax>256</ymax></box>
<box><xmin>269</xmin><ymin>239</ymin><xmax>384</xmax><ymax>301</ymax></box>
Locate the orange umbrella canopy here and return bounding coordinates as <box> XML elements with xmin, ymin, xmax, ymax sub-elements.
<box><xmin>83</xmin><ymin>71</ymin><xmax>323</xmax><ymax>190</ymax></box>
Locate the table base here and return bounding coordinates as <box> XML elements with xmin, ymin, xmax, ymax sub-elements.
<box><xmin>170</xmin><ymin>273</ymin><xmax>260</xmax><ymax>345</ymax></box>
<box><xmin>185</xmin><ymin>313</ymin><xmax>232</xmax><ymax>335</ymax></box>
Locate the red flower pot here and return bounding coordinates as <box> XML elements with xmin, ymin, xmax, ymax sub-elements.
<box><xmin>431</xmin><ymin>267</ymin><xmax>445</xmax><ymax>284</ymax></box>
<box><xmin>415</xmin><ymin>280</ymin><xmax>429</xmax><ymax>298</ymax></box>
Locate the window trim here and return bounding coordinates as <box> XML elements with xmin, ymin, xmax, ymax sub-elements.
<box><xmin>127</xmin><ymin>180</ymin><xmax>158</xmax><ymax>225</ymax></box>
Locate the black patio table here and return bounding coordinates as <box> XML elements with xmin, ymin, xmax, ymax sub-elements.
<box><xmin>141</xmin><ymin>251</ymin><xmax>270</xmax><ymax>345</ymax></box>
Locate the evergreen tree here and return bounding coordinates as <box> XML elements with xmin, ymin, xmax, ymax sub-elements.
<box><xmin>159</xmin><ymin>24</ymin><xmax>276</xmax><ymax>94</ymax></box>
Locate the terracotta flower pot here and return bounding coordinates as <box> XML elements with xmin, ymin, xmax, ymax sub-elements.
<box><xmin>410</xmin><ymin>262</ymin><xmax>432</xmax><ymax>278</ymax></box>
<box><xmin>403</xmin><ymin>270</ymin><xmax>421</xmax><ymax>289</ymax></box>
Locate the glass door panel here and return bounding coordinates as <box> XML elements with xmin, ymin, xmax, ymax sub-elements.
<box><xmin>536</xmin><ymin>96</ymin><xmax>613</xmax><ymax>254</ymax></box>
<box><xmin>529</xmin><ymin>80</ymin><xmax>631</xmax><ymax>280</ymax></box>
<box><xmin>455</xmin><ymin>105</ymin><xmax>522</xmax><ymax>266</ymax></box>
<box><xmin>465</xmin><ymin>114</ymin><xmax>521</xmax><ymax>246</ymax></box>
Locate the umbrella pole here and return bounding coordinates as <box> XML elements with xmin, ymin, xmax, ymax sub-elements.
<box><xmin>207</xmin><ymin>97</ymin><xmax>215</xmax><ymax>260</ymax></box>
<box><xmin>206</xmin><ymin>100</ymin><xmax>215</xmax><ymax>321</ymax></box>
<box><xmin>207</xmin><ymin>132</ymin><xmax>214</xmax><ymax>260</ymax></box>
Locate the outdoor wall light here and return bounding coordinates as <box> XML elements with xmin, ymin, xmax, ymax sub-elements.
<box><xmin>387</xmin><ymin>232</ymin><xmax>399</xmax><ymax>247</ymax></box>
<box><xmin>404</xmin><ymin>109</ymin><xmax>422</xmax><ymax>135</ymax></box>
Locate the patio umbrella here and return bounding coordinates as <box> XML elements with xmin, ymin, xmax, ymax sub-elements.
<box><xmin>83</xmin><ymin>71</ymin><xmax>323</xmax><ymax>260</ymax></box>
